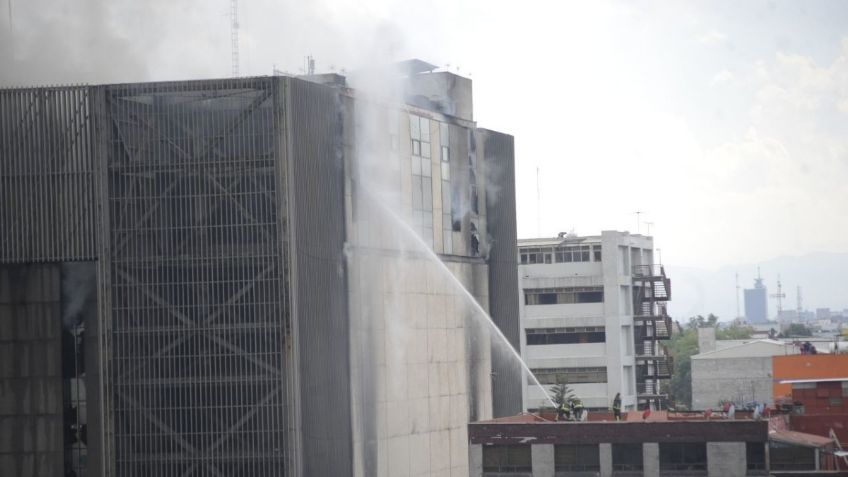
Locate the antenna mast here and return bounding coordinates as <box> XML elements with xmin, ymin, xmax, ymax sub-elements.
<box><xmin>796</xmin><ymin>286</ymin><xmax>803</xmax><ymax>318</ymax></box>
<box><xmin>735</xmin><ymin>272</ymin><xmax>740</xmax><ymax>319</ymax></box>
<box><xmin>536</xmin><ymin>166</ymin><xmax>541</xmax><ymax>236</ymax></box>
<box><xmin>230</xmin><ymin>0</ymin><xmax>240</xmax><ymax>77</ymax></box>
<box><xmin>770</xmin><ymin>275</ymin><xmax>786</xmax><ymax>318</ymax></box>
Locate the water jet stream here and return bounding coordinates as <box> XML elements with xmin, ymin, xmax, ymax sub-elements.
<box><xmin>363</xmin><ymin>192</ymin><xmax>557</xmax><ymax>410</ymax></box>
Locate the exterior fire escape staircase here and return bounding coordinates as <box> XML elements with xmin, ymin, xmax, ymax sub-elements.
<box><xmin>632</xmin><ymin>264</ymin><xmax>673</xmax><ymax>409</ymax></box>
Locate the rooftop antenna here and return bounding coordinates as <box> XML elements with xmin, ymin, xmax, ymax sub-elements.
<box><xmin>644</xmin><ymin>221</ymin><xmax>654</xmax><ymax>235</ymax></box>
<box><xmin>634</xmin><ymin>211</ymin><xmax>645</xmax><ymax>234</ymax></box>
<box><xmin>230</xmin><ymin>0</ymin><xmax>239</xmax><ymax>77</ymax></box>
<box><xmin>770</xmin><ymin>274</ymin><xmax>786</xmax><ymax>318</ymax></box>
<box><xmin>306</xmin><ymin>55</ymin><xmax>315</xmax><ymax>75</ymax></box>
<box><xmin>536</xmin><ymin>166</ymin><xmax>541</xmax><ymax>237</ymax></box>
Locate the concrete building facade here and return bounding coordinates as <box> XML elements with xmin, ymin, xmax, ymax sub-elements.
<box><xmin>0</xmin><ymin>63</ymin><xmax>520</xmax><ymax>477</ymax></box>
<box><xmin>468</xmin><ymin>414</ymin><xmax>769</xmax><ymax>477</ymax></box>
<box><xmin>517</xmin><ymin>231</ymin><xmax>672</xmax><ymax>411</ymax></box>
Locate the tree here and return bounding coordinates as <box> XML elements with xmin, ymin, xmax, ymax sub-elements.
<box><xmin>549</xmin><ymin>383</ymin><xmax>575</xmax><ymax>409</ymax></box>
<box><xmin>782</xmin><ymin>323</ymin><xmax>813</xmax><ymax>337</ymax></box>
<box><xmin>686</xmin><ymin>314</ymin><xmax>719</xmax><ymax>330</ymax></box>
<box><xmin>665</xmin><ymin>324</ymin><xmax>698</xmax><ymax>408</ymax></box>
<box><xmin>716</xmin><ymin>324</ymin><xmax>754</xmax><ymax>340</ymax></box>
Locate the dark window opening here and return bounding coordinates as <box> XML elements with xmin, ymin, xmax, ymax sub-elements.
<box><xmin>526</xmin><ymin>327</ymin><xmax>606</xmax><ymax>345</ymax></box>
<box><xmin>593</xmin><ymin>245</ymin><xmax>602</xmax><ymax>262</ymax></box>
<box><xmin>659</xmin><ymin>443</ymin><xmax>707</xmax><ymax>473</ymax></box>
<box><xmin>531</xmin><ymin>367</ymin><xmax>607</xmax><ymax>385</ymax></box>
<box><xmin>524</xmin><ymin>287</ymin><xmax>604</xmax><ymax>305</ymax></box>
<box><xmin>770</xmin><ymin>442</ymin><xmax>816</xmax><ymax>470</ymax></box>
<box><xmin>482</xmin><ymin>445</ymin><xmax>532</xmax><ymax>473</ymax></box>
<box><xmin>613</xmin><ymin>443</ymin><xmax>644</xmax><ymax>472</ymax></box>
<box><xmin>746</xmin><ymin>442</ymin><xmax>766</xmax><ymax>471</ymax></box>
<box><xmin>555</xmin><ymin>444</ymin><xmax>600</xmax><ymax>472</ymax></box>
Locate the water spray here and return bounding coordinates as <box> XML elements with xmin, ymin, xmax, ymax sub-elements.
<box><xmin>362</xmin><ymin>186</ymin><xmax>556</xmax><ymax>409</ymax></box>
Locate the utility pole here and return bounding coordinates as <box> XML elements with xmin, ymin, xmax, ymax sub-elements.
<box><xmin>230</xmin><ymin>0</ymin><xmax>240</xmax><ymax>77</ymax></box>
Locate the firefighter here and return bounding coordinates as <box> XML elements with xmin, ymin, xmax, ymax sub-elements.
<box><xmin>612</xmin><ymin>393</ymin><xmax>622</xmax><ymax>421</ymax></box>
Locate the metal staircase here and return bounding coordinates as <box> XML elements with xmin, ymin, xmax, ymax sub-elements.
<box><xmin>632</xmin><ymin>263</ymin><xmax>673</xmax><ymax>409</ymax></box>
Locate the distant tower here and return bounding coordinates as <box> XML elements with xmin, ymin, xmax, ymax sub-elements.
<box><xmin>230</xmin><ymin>0</ymin><xmax>239</xmax><ymax>77</ymax></box>
<box><xmin>744</xmin><ymin>268</ymin><xmax>768</xmax><ymax>323</ymax></box>
<box><xmin>796</xmin><ymin>286</ymin><xmax>803</xmax><ymax>319</ymax></box>
<box><xmin>770</xmin><ymin>275</ymin><xmax>786</xmax><ymax>319</ymax></box>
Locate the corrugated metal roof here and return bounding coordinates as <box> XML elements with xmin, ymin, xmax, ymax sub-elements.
<box><xmin>770</xmin><ymin>430</ymin><xmax>834</xmax><ymax>448</ymax></box>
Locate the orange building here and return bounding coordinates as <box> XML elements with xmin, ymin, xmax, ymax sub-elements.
<box><xmin>772</xmin><ymin>354</ymin><xmax>848</xmax><ymax>400</ymax></box>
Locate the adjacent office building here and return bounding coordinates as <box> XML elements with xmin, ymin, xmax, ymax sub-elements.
<box><xmin>517</xmin><ymin>231</ymin><xmax>672</xmax><ymax>411</ymax></box>
<box><xmin>0</xmin><ymin>61</ymin><xmax>520</xmax><ymax>477</ymax></box>
<box><xmin>744</xmin><ymin>276</ymin><xmax>768</xmax><ymax>323</ymax></box>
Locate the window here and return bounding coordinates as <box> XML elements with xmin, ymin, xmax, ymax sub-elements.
<box><xmin>410</xmin><ymin>114</ymin><xmax>433</xmax><ymax>246</ymax></box>
<box><xmin>554</xmin><ymin>245</ymin><xmax>592</xmax><ymax>263</ymax></box>
<box><xmin>440</xmin><ymin>122</ymin><xmax>452</xmax><ymax>253</ymax></box>
<box><xmin>613</xmin><ymin>443</ymin><xmax>643</xmax><ymax>472</ymax></box>
<box><xmin>746</xmin><ymin>442</ymin><xmax>766</xmax><ymax>472</ymax></box>
<box><xmin>520</xmin><ymin>247</ymin><xmax>553</xmax><ymax>264</ymax></box>
<box><xmin>468</xmin><ymin>131</ymin><xmax>479</xmax><ymax>215</ymax></box>
<box><xmin>659</xmin><ymin>443</ymin><xmax>707</xmax><ymax>472</ymax></box>
<box><xmin>555</xmin><ymin>445</ymin><xmax>600</xmax><ymax>472</ymax></box>
<box><xmin>524</xmin><ymin>287</ymin><xmax>604</xmax><ymax>305</ymax></box>
<box><xmin>593</xmin><ymin>245</ymin><xmax>602</xmax><ymax>262</ymax></box>
<box><xmin>770</xmin><ymin>442</ymin><xmax>816</xmax><ymax>470</ymax></box>
<box><xmin>482</xmin><ymin>445</ymin><xmax>532</xmax><ymax>473</ymax></box>
<box><xmin>526</xmin><ymin>327</ymin><xmax>606</xmax><ymax>345</ymax></box>
<box><xmin>531</xmin><ymin>367</ymin><xmax>607</xmax><ymax>385</ymax></box>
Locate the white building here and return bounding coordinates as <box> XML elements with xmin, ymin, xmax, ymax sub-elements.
<box><xmin>517</xmin><ymin>231</ymin><xmax>672</xmax><ymax>411</ymax></box>
<box><xmin>691</xmin><ymin>328</ymin><xmax>798</xmax><ymax>409</ymax></box>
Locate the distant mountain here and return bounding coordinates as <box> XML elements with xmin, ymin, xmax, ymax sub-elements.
<box><xmin>665</xmin><ymin>252</ymin><xmax>848</xmax><ymax>322</ymax></box>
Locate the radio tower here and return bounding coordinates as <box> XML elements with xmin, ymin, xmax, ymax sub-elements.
<box><xmin>770</xmin><ymin>275</ymin><xmax>786</xmax><ymax>318</ymax></box>
<box><xmin>230</xmin><ymin>0</ymin><xmax>240</xmax><ymax>77</ymax></box>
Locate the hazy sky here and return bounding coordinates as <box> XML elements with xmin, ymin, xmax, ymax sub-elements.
<box><xmin>2</xmin><ymin>0</ymin><xmax>846</xmax><ymax>268</ymax></box>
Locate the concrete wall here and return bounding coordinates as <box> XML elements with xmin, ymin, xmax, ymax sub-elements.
<box><xmin>691</xmin><ymin>356</ymin><xmax>773</xmax><ymax>409</ymax></box>
<box><xmin>707</xmin><ymin>442</ymin><xmax>746</xmax><ymax>477</ymax></box>
<box><xmin>0</xmin><ymin>265</ymin><xmax>64</xmax><ymax>476</ymax></box>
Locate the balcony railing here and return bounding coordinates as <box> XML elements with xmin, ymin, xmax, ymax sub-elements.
<box><xmin>632</xmin><ymin>264</ymin><xmax>665</xmax><ymax>278</ymax></box>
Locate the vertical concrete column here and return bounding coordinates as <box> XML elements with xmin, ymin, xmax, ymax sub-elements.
<box><xmin>643</xmin><ymin>443</ymin><xmax>660</xmax><ymax>477</ymax></box>
<box><xmin>468</xmin><ymin>444</ymin><xmax>483</xmax><ymax>477</ymax></box>
<box><xmin>707</xmin><ymin>442</ymin><xmax>746</xmax><ymax>477</ymax></box>
<box><xmin>531</xmin><ymin>443</ymin><xmax>554</xmax><ymax>477</ymax></box>
<box><xmin>599</xmin><ymin>443</ymin><xmax>613</xmax><ymax>477</ymax></box>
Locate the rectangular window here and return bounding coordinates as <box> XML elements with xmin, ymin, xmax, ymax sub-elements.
<box><xmin>530</xmin><ymin>367</ymin><xmax>607</xmax><ymax>385</ymax></box>
<box><xmin>526</xmin><ymin>327</ymin><xmax>606</xmax><ymax>345</ymax></box>
<box><xmin>482</xmin><ymin>445</ymin><xmax>532</xmax><ymax>473</ymax></box>
<box><xmin>659</xmin><ymin>443</ymin><xmax>707</xmax><ymax>472</ymax></box>
<box><xmin>746</xmin><ymin>442</ymin><xmax>766</xmax><ymax>471</ymax></box>
<box><xmin>410</xmin><ymin>114</ymin><xmax>433</xmax><ymax>246</ymax></box>
<box><xmin>593</xmin><ymin>245</ymin><xmax>602</xmax><ymax>262</ymax></box>
<box><xmin>440</xmin><ymin>122</ymin><xmax>452</xmax><ymax>253</ymax></box>
<box><xmin>519</xmin><ymin>247</ymin><xmax>554</xmax><ymax>265</ymax></box>
<box><xmin>524</xmin><ymin>287</ymin><xmax>604</xmax><ymax>305</ymax></box>
<box><xmin>551</xmin><ymin>245</ymin><xmax>593</xmax><ymax>263</ymax></box>
<box><xmin>555</xmin><ymin>445</ymin><xmax>600</xmax><ymax>472</ymax></box>
<box><xmin>613</xmin><ymin>443</ymin><xmax>643</xmax><ymax>472</ymax></box>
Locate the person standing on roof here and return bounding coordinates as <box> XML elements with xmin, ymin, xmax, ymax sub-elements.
<box><xmin>572</xmin><ymin>398</ymin><xmax>585</xmax><ymax>422</ymax></box>
<box><xmin>612</xmin><ymin>393</ymin><xmax>622</xmax><ymax>421</ymax></box>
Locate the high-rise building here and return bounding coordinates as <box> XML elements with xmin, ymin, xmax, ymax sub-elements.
<box><xmin>744</xmin><ymin>276</ymin><xmax>769</xmax><ymax>323</ymax></box>
<box><xmin>517</xmin><ymin>231</ymin><xmax>673</xmax><ymax>411</ymax></box>
<box><xmin>0</xmin><ymin>61</ymin><xmax>520</xmax><ymax>477</ymax></box>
